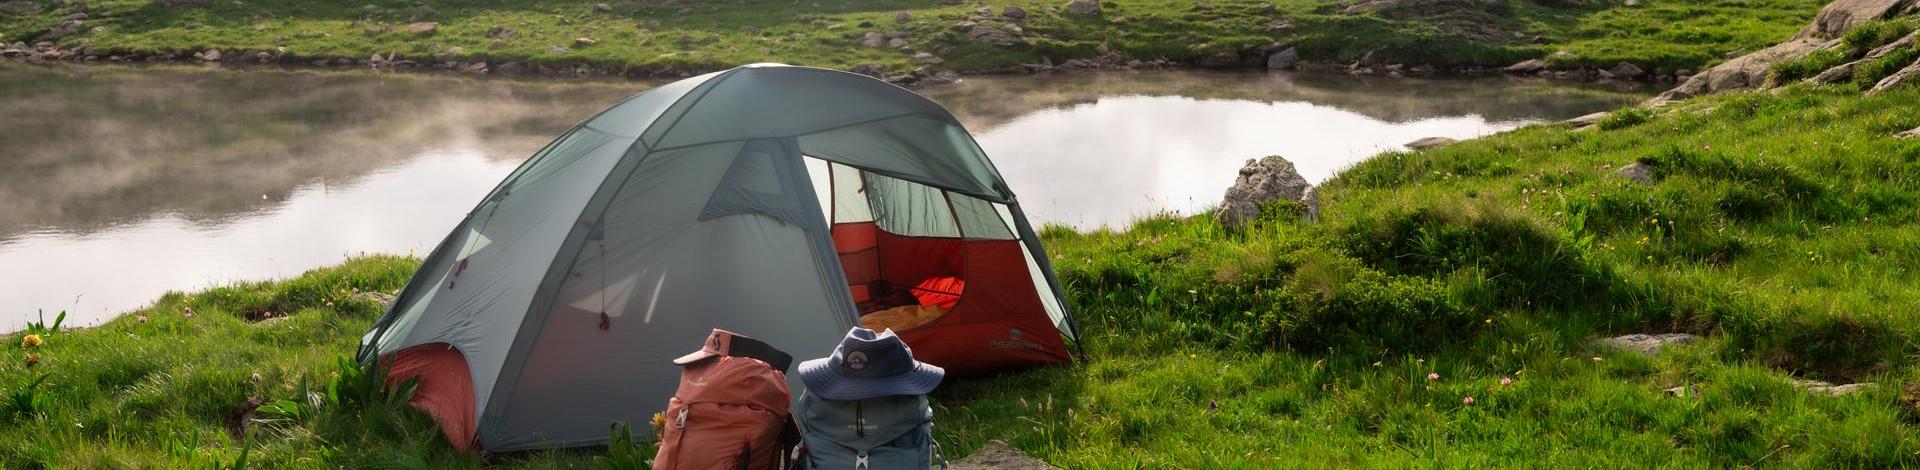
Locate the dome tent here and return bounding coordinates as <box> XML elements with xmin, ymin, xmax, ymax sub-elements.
<box><xmin>358</xmin><ymin>64</ymin><xmax>1080</xmax><ymax>451</ymax></box>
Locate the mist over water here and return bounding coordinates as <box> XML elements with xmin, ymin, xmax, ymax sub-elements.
<box><xmin>0</xmin><ymin>64</ymin><xmax>1650</xmax><ymax>328</ymax></box>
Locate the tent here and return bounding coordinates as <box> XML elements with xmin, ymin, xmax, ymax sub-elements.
<box><xmin>357</xmin><ymin>64</ymin><xmax>1080</xmax><ymax>451</ymax></box>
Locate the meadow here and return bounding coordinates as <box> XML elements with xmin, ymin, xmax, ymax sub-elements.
<box><xmin>6</xmin><ymin>81</ymin><xmax>1920</xmax><ymax>466</ymax></box>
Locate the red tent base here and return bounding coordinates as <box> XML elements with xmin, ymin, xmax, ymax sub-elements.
<box><xmin>385</xmin><ymin>342</ymin><xmax>478</xmax><ymax>451</ymax></box>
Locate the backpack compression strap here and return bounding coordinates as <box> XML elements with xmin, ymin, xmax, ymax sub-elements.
<box><xmin>726</xmin><ymin>334</ymin><xmax>794</xmax><ymax>373</ymax></box>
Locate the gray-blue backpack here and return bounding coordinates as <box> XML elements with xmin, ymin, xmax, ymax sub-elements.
<box><xmin>794</xmin><ymin>391</ymin><xmax>946</xmax><ymax>469</ymax></box>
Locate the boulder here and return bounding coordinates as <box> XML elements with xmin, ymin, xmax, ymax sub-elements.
<box><xmin>1796</xmin><ymin>0</ymin><xmax>1912</xmax><ymax>40</ymax></box>
<box><xmin>1504</xmin><ymin>58</ymin><xmax>1546</xmax><ymax>74</ymax></box>
<box><xmin>197</xmin><ymin>49</ymin><xmax>222</xmax><ymax>61</ymax></box>
<box><xmin>1002</xmin><ymin>5</ymin><xmax>1028</xmax><ymax>19</ymax></box>
<box><xmin>1870</xmin><ymin>59</ymin><xmax>1920</xmax><ymax>93</ymax></box>
<box><xmin>1344</xmin><ymin>0</ymin><xmax>1503</xmax><ymax>14</ymax></box>
<box><xmin>350</xmin><ymin>291</ymin><xmax>397</xmax><ymax>307</ymax></box>
<box><xmin>1216</xmin><ymin>156</ymin><xmax>1315</xmax><ymax>228</ymax></box>
<box><xmin>1897</xmin><ymin>127</ymin><xmax>1920</xmax><ymax>139</ymax></box>
<box><xmin>849</xmin><ymin>63</ymin><xmax>886</xmax><ymax>78</ymax></box>
<box><xmin>1651</xmin><ymin>38</ymin><xmax>1834</xmax><ymax>103</ymax></box>
<box><xmin>594</xmin><ymin>3</ymin><xmax>612</xmax><ymax>12</ymax></box>
<box><xmin>1597</xmin><ymin>333</ymin><xmax>1697</xmax><ymax>356</ymax></box>
<box><xmin>966</xmin><ymin>23</ymin><xmax>1021</xmax><ymax>46</ymax></box>
<box><xmin>862</xmin><ymin>31</ymin><xmax>887</xmax><ymax>48</ymax></box>
<box><xmin>406</xmin><ymin>22</ymin><xmax>439</xmax><ymax>35</ymax></box>
<box><xmin>1266</xmin><ymin>47</ymin><xmax>1299</xmax><ymax>70</ymax></box>
<box><xmin>895</xmin><ymin>11</ymin><xmax>912</xmax><ymax>23</ymax></box>
<box><xmin>1063</xmin><ymin>0</ymin><xmax>1100</xmax><ymax>16</ymax></box>
<box><xmin>0</xmin><ymin>1</ymin><xmax>39</xmax><ymax>15</ymax></box>
<box><xmin>1790</xmin><ymin>378</ymin><xmax>1876</xmax><ymax>396</ymax></box>
<box><xmin>1404</xmin><ymin>136</ymin><xmax>1457</xmax><ymax>150</ymax></box>
<box><xmin>909</xmin><ymin>52</ymin><xmax>943</xmax><ymax>64</ymax></box>
<box><xmin>1809</xmin><ymin>61</ymin><xmax>1857</xmax><ymax>83</ymax></box>
<box><xmin>1612</xmin><ymin>162</ymin><xmax>1654</xmax><ymax>184</ymax></box>
<box><xmin>1608</xmin><ymin>62</ymin><xmax>1646</xmax><ymax>79</ymax></box>
<box><xmin>951</xmin><ymin>440</ymin><xmax>1059</xmax><ymax>470</ymax></box>
<box><xmin>1564</xmin><ymin>111</ymin><xmax>1610</xmax><ymax>129</ymax></box>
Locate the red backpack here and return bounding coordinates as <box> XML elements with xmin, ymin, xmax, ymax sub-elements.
<box><xmin>655</xmin><ymin>329</ymin><xmax>796</xmax><ymax>470</ymax></box>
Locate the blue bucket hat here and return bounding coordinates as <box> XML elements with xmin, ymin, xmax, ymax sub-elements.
<box><xmin>797</xmin><ymin>327</ymin><xmax>945</xmax><ymax>400</ymax></box>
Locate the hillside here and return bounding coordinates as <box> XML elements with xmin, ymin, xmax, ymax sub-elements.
<box><xmin>2</xmin><ymin>0</ymin><xmax>1827</xmax><ymax>79</ymax></box>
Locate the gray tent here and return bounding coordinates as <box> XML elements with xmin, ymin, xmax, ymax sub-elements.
<box><xmin>359</xmin><ymin>64</ymin><xmax>1079</xmax><ymax>451</ymax></box>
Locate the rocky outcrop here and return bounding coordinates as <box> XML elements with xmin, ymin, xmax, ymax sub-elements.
<box><xmin>1870</xmin><ymin>60</ymin><xmax>1920</xmax><ymax>92</ymax></box>
<box><xmin>1790</xmin><ymin>378</ymin><xmax>1876</xmax><ymax>396</ymax></box>
<box><xmin>1655</xmin><ymin>0</ymin><xmax>1920</xmax><ymax>103</ymax></box>
<box><xmin>951</xmin><ymin>440</ymin><xmax>1059</xmax><ymax>470</ymax></box>
<box><xmin>1653</xmin><ymin>38</ymin><xmax>1836</xmax><ymax>103</ymax></box>
<box><xmin>1796</xmin><ymin>0</ymin><xmax>1917</xmax><ymax>40</ymax></box>
<box><xmin>1217</xmin><ymin>156</ymin><xmax>1315</xmax><ymax>228</ymax></box>
<box><xmin>1405</xmin><ymin>136</ymin><xmax>1457</xmax><ymax>150</ymax></box>
<box><xmin>1597</xmin><ymin>333</ymin><xmax>1699</xmax><ymax>356</ymax></box>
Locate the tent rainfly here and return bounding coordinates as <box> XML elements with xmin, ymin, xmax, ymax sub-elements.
<box><xmin>358</xmin><ymin>64</ymin><xmax>1080</xmax><ymax>452</ymax></box>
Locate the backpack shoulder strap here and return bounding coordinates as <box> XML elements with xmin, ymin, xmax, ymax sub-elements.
<box><xmin>727</xmin><ymin>335</ymin><xmax>794</xmax><ymax>372</ymax></box>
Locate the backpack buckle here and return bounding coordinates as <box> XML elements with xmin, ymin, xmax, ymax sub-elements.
<box><xmin>675</xmin><ymin>408</ymin><xmax>688</xmax><ymax>428</ymax></box>
<box><xmin>854</xmin><ymin>453</ymin><xmax>869</xmax><ymax>470</ymax></box>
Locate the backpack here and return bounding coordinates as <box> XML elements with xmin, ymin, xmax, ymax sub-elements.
<box><xmin>793</xmin><ymin>390</ymin><xmax>946</xmax><ymax>470</ymax></box>
<box><xmin>655</xmin><ymin>332</ymin><xmax>796</xmax><ymax>470</ymax></box>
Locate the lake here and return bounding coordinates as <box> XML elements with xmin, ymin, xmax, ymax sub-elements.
<box><xmin>0</xmin><ymin>64</ymin><xmax>1650</xmax><ymax>329</ymax></box>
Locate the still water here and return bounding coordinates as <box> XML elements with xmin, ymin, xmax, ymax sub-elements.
<box><xmin>0</xmin><ymin>64</ymin><xmax>1650</xmax><ymax>328</ymax></box>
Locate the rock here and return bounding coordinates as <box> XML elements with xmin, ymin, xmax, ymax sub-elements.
<box><xmin>407</xmin><ymin>22</ymin><xmax>438</xmax><ymax>35</ymax></box>
<box><xmin>198</xmin><ymin>49</ymin><xmax>222</xmax><ymax>61</ymax></box>
<box><xmin>0</xmin><ymin>1</ymin><xmax>39</xmax><ymax>15</ymax></box>
<box><xmin>909</xmin><ymin>52</ymin><xmax>943</xmax><ymax>64</ymax></box>
<box><xmin>593</xmin><ymin>3</ymin><xmax>612</xmax><ymax>12</ymax></box>
<box><xmin>486</xmin><ymin>26</ymin><xmax>519</xmax><ymax>39</ymax></box>
<box><xmin>1897</xmin><ymin>127</ymin><xmax>1920</xmax><ymax>139</ymax></box>
<box><xmin>1404</xmin><ymin>136</ymin><xmax>1457</xmax><ymax>150</ymax></box>
<box><xmin>160</xmin><ymin>0</ymin><xmax>213</xmax><ymax>7</ymax></box>
<box><xmin>1790</xmin><ymin>378</ymin><xmax>1876</xmax><ymax>396</ymax></box>
<box><xmin>350</xmin><ymin>291</ymin><xmax>396</xmax><ymax>307</ymax></box>
<box><xmin>1266</xmin><ymin>47</ymin><xmax>1299</xmax><ymax>70</ymax></box>
<box><xmin>463</xmin><ymin>61</ymin><xmax>489</xmax><ymax>74</ymax></box>
<box><xmin>862</xmin><ymin>31</ymin><xmax>887</xmax><ymax>48</ymax></box>
<box><xmin>1809</xmin><ymin>61</ymin><xmax>1857</xmax><ymax>83</ymax></box>
<box><xmin>494</xmin><ymin>61</ymin><xmax>526</xmax><ymax>75</ymax></box>
<box><xmin>1612</xmin><ymin>162</ymin><xmax>1655</xmax><ymax>184</ymax></box>
<box><xmin>574</xmin><ymin>37</ymin><xmax>598</xmax><ymax>47</ymax></box>
<box><xmin>1002</xmin><ymin>5</ymin><xmax>1028</xmax><ymax>19</ymax></box>
<box><xmin>1217</xmin><ymin>156</ymin><xmax>1315</xmax><ymax>228</ymax></box>
<box><xmin>1664</xmin><ymin>385</ymin><xmax>1700</xmax><ymax>398</ymax></box>
<box><xmin>1655</xmin><ymin>39</ymin><xmax>1836</xmax><ymax>103</ymax></box>
<box><xmin>1797</xmin><ymin>0</ymin><xmax>1911</xmax><ymax>40</ymax></box>
<box><xmin>950</xmin><ymin>440</ymin><xmax>1059</xmax><ymax>470</ymax></box>
<box><xmin>849</xmin><ymin>63</ymin><xmax>886</xmax><ymax>78</ymax></box>
<box><xmin>966</xmin><ymin>24</ymin><xmax>1020</xmax><ymax>46</ymax></box>
<box><xmin>887</xmin><ymin>37</ymin><xmax>908</xmax><ymax>48</ymax></box>
<box><xmin>895</xmin><ymin>11</ymin><xmax>912</xmax><ymax>23</ymax></box>
<box><xmin>1608</xmin><ymin>62</ymin><xmax>1646</xmax><ymax>79</ymax></box>
<box><xmin>1596</xmin><ymin>333</ymin><xmax>1697</xmax><ymax>356</ymax></box>
<box><xmin>1869</xmin><ymin>59</ymin><xmax>1920</xmax><ymax>93</ymax></box>
<box><xmin>1504</xmin><ymin>58</ymin><xmax>1546</xmax><ymax>74</ymax></box>
<box><xmin>922</xmin><ymin>70</ymin><xmax>961</xmax><ymax>85</ymax></box>
<box><xmin>1063</xmin><ymin>0</ymin><xmax>1100</xmax><ymax>16</ymax></box>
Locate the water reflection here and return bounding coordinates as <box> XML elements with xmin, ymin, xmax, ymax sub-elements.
<box><xmin>0</xmin><ymin>64</ymin><xmax>1649</xmax><ymax>328</ymax></box>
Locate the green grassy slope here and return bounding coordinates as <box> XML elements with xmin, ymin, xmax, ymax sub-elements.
<box><xmin>5</xmin><ymin>84</ymin><xmax>1919</xmax><ymax>467</ymax></box>
<box><xmin>1</xmin><ymin>0</ymin><xmax>1826</xmax><ymax>75</ymax></box>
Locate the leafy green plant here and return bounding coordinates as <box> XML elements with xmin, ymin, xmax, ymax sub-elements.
<box><xmin>597</xmin><ymin>421</ymin><xmax>655</xmax><ymax>470</ymax></box>
<box><xmin>25</xmin><ymin>310</ymin><xmax>65</xmax><ymax>334</ymax></box>
<box><xmin>1596</xmin><ymin>106</ymin><xmax>1653</xmax><ymax>130</ymax></box>
<box><xmin>326</xmin><ymin>350</ymin><xmax>416</xmax><ymax>412</ymax></box>
<box><xmin>4</xmin><ymin>373</ymin><xmax>51</xmax><ymax>419</ymax></box>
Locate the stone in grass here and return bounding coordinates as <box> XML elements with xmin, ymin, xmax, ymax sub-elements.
<box><xmin>1612</xmin><ymin>162</ymin><xmax>1654</xmax><ymax>185</ymax></box>
<box><xmin>1897</xmin><ymin>127</ymin><xmax>1920</xmax><ymax>139</ymax></box>
<box><xmin>1564</xmin><ymin>111</ymin><xmax>1610</xmax><ymax>129</ymax></box>
<box><xmin>1595</xmin><ymin>333</ymin><xmax>1699</xmax><ymax>356</ymax></box>
<box><xmin>1404</xmin><ymin>136</ymin><xmax>1457</xmax><ymax>150</ymax></box>
<box><xmin>1063</xmin><ymin>0</ymin><xmax>1100</xmax><ymax>16</ymax></box>
<box><xmin>1217</xmin><ymin>156</ymin><xmax>1315</xmax><ymax>228</ymax></box>
<box><xmin>407</xmin><ymin>22</ymin><xmax>439</xmax><ymax>35</ymax></box>
<box><xmin>950</xmin><ymin>440</ymin><xmax>1059</xmax><ymax>470</ymax></box>
<box><xmin>1790</xmin><ymin>378</ymin><xmax>1875</xmax><ymax>396</ymax></box>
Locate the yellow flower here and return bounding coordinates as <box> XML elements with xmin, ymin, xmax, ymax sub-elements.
<box><xmin>650</xmin><ymin>412</ymin><xmax>667</xmax><ymax>433</ymax></box>
<box><xmin>21</xmin><ymin>334</ymin><xmax>44</xmax><ymax>348</ymax></box>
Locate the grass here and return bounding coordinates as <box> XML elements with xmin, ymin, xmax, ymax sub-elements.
<box><xmin>0</xmin><ymin>0</ymin><xmax>1828</xmax><ymax>75</ymax></box>
<box><xmin>6</xmin><ymin>85</ymin><xmax>1920</xmax><ymax>467</ymax></box>
<box><xmin>1767</xmin><ymin>18</ymin><xmax>1920</xmax><ymax>86</ymax></box>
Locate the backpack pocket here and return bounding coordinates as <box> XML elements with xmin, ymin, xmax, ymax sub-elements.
<box><xmin>656</xmin><ymin>397</ymin><xmax>785</xmax><ymax>470</ymax></box>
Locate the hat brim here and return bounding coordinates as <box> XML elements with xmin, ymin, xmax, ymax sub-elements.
<box><xmin>796</xmin><ymin>357</ymin><xmax>945</xmax><ymax>401</ymax></box>
<box><xmin>671</xmin><ymin>349</ymin><xmax>718</xmax><ymax>366</ymax></box>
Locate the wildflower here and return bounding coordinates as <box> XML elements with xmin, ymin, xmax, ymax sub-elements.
<box><xmin>1591</xmin><ymin>356</ymin><xmax>1603</xmax><ymax>362</ymax></box>
<box><xmin>183</xmin><ymin>307</ymin><xmax>194</xmax><ymax>318</ymax></box>
<box><xmin>250</xmin><ymin>372</ymin><xmax>263</xmax><ymax>382</ymax></box>
<box><xmin>1500</xmin><ymin>377</ymin><xmax>1513</xmax><ymax>386</ymax></box>
<box><xmin>1428</xmin><ymin>372</ymin><xmax>1440</xmax><ymax>381</ymax></box>
<box><xmin>1188</xmin><ymin>354</ymin><xmax>1198</xmax><ymax>360</ymax></box>
<box><xmin>21</xmin><ymin>334</ymin><xmax>44</xmax><ymax>348</ymax></box>
<box><xmin>138</xmin><ymin>315</ymin><xmax>149</xmax><ymax>324</ymax></box>
<box><xmin>24</xmin><ymin>353</ymin><xmax>40</xmax><ymax>366</ymax></box>
<box><xmin>1463</xmin><ymin>396</ymin><xmax>1475</xmax><ymax>405</ymax></box>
